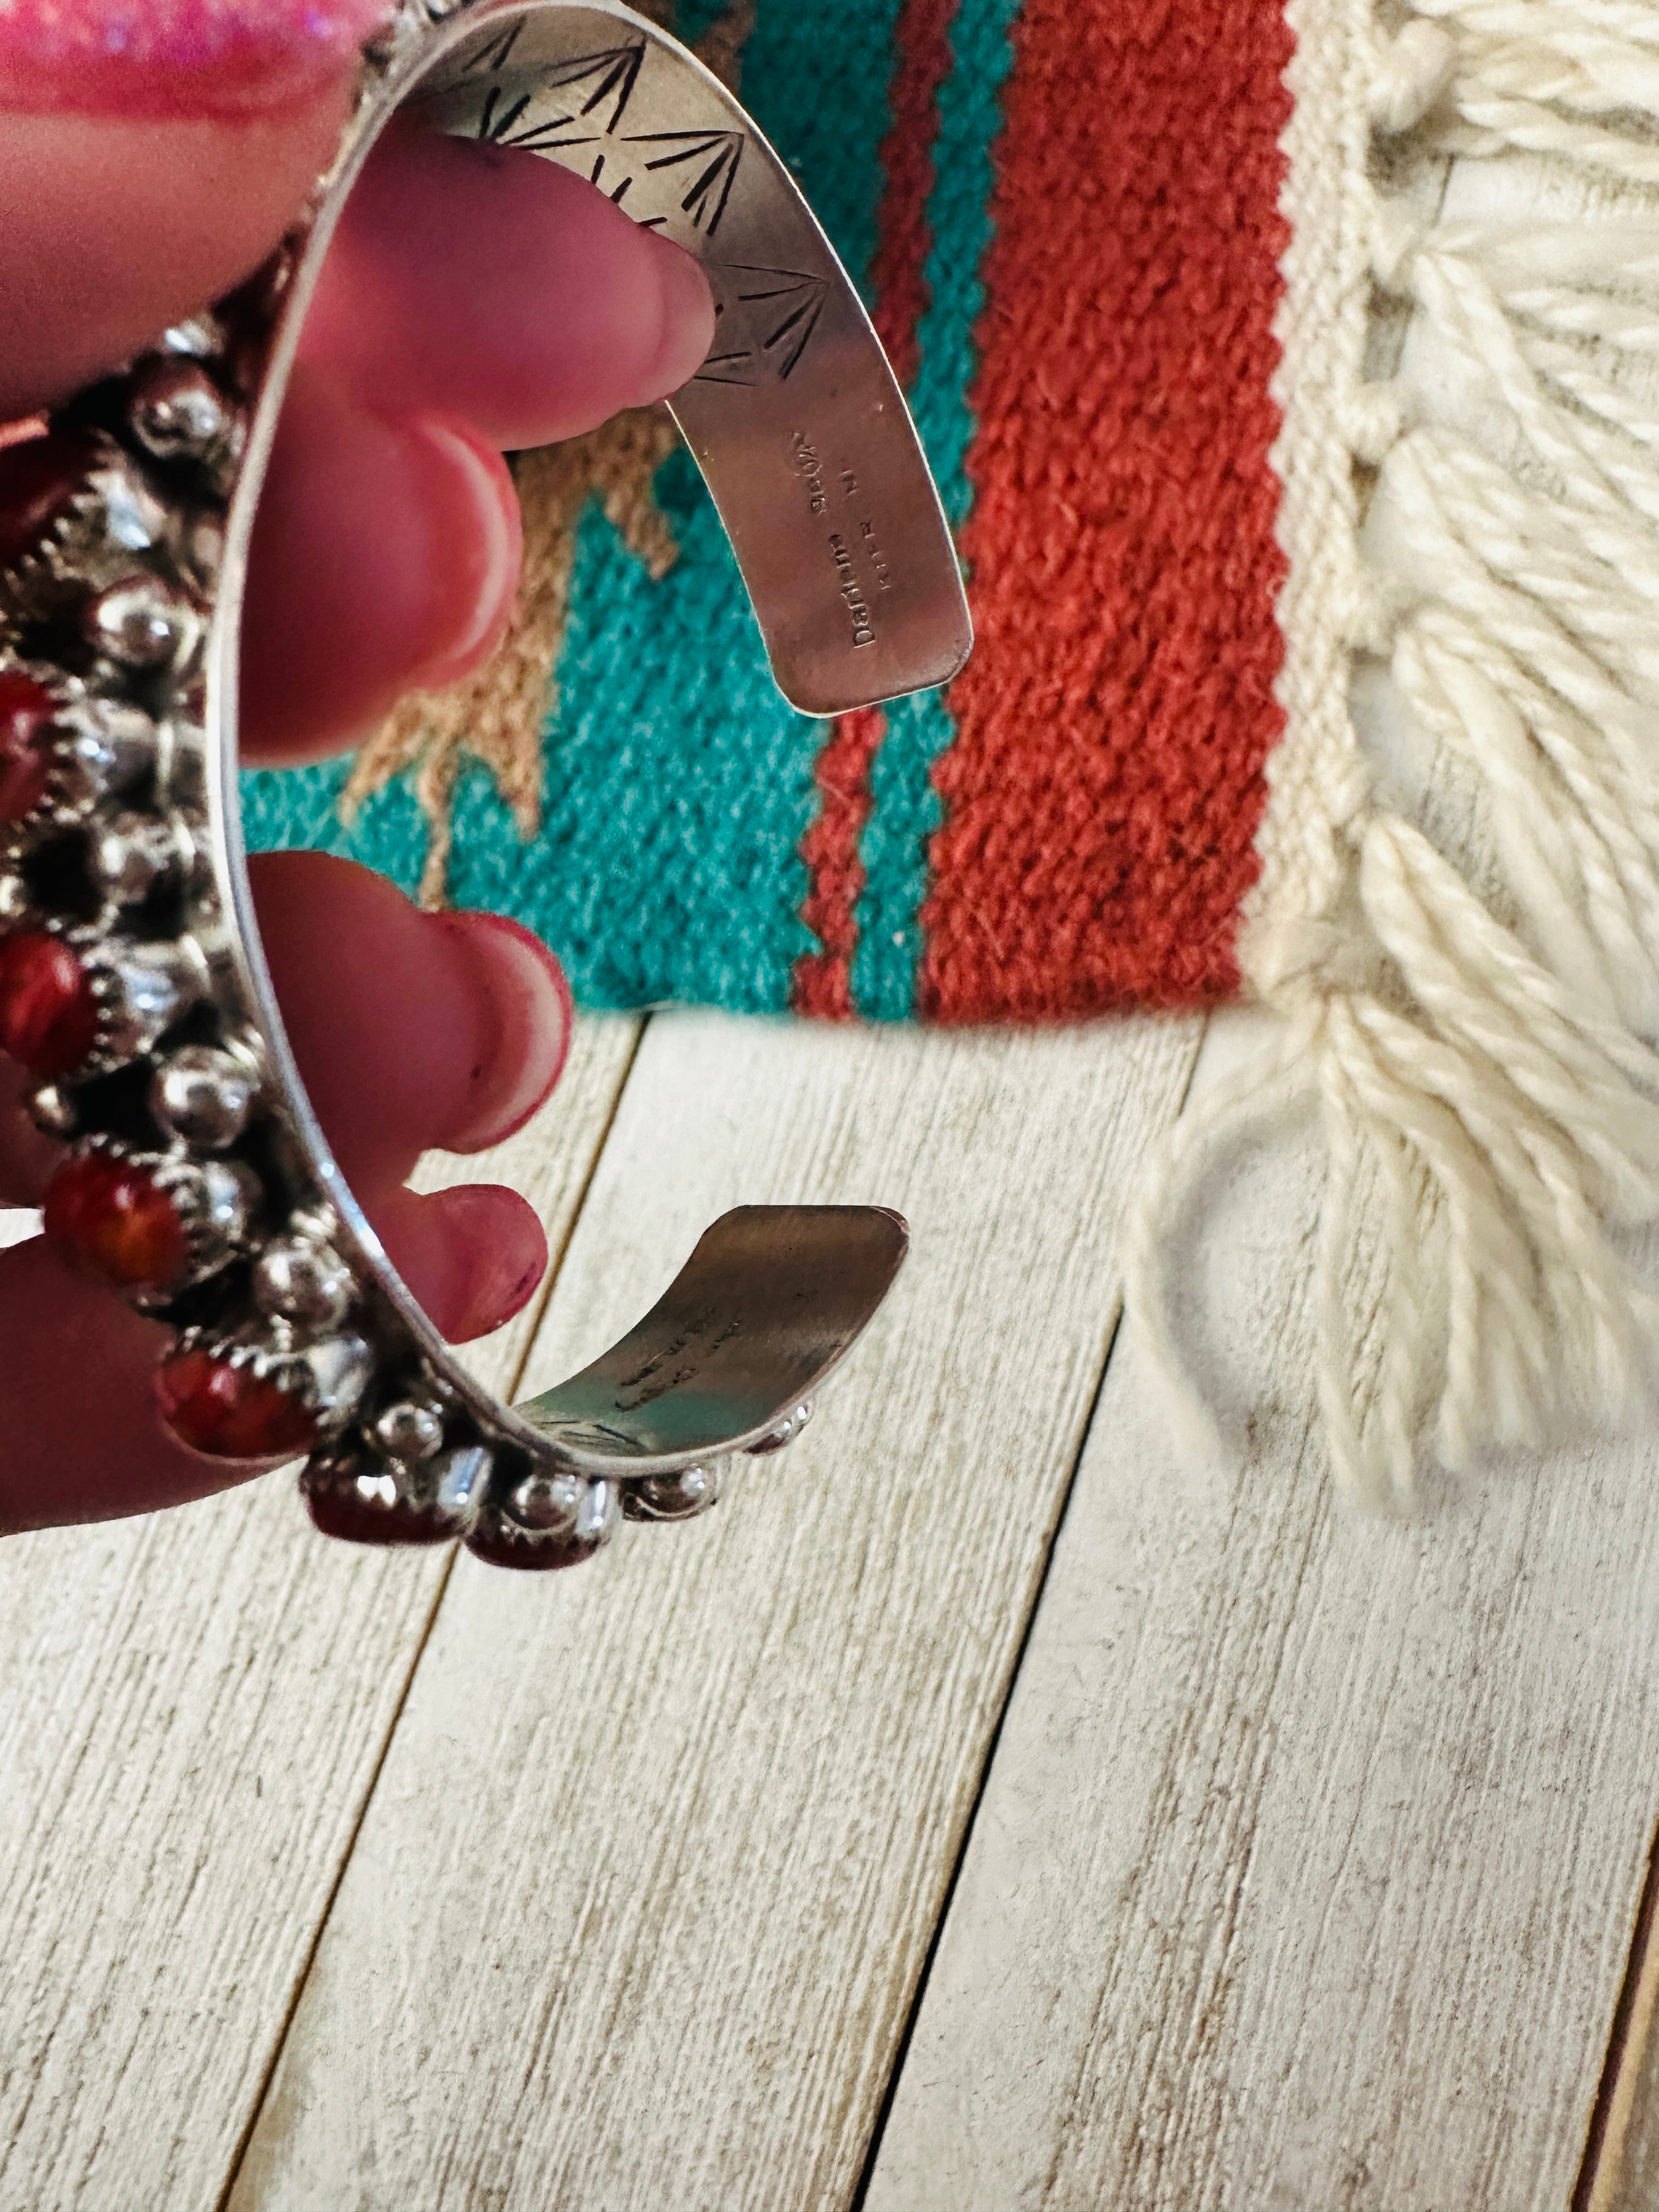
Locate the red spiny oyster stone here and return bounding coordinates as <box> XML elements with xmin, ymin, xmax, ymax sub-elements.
<box><xmin>43</xmin><ymin>1151</ymin><xmax>190</xmax><ymax>1293</ymax></box>
<box><xmin>0</xmin><ymin>932</ymin><xmax>99</xmax><ymax>1074</ymax></box>
<box><xmin>0</xmin><ymin>670</ymin><xmax>58</xmax><ymax>821</ymax></box>
<box><xmin>155</xmin><ymin>1346</ymin><xmax>319</xmax><ymax>1460</ymax></box>
<box><xmin>0</xmin><ymin>429</ymin><xmax>101</xmax><ymax>572</ymax></box>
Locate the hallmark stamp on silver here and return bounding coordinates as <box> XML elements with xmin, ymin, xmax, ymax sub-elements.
<box><xmin>414</xmin><ymin>0</ymin><xmax>970</xmax><ymax>716</ymax></box>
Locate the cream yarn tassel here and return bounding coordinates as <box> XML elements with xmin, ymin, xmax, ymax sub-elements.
<box><xmin>1130</xmin><ymin>0</ymin><xmax>1659</xmax><ymax>1508</ymax></box>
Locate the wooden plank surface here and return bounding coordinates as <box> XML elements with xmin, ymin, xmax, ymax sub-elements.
<box><xmin>863</xmin><ymin>1012</ymin><xmax>1659</xmax><ymax>2211</ymax></box>
<box><xmin>1440</xmin><ymin>103</ymin><xmax>1659</xmax><ymax>2212</ymax></box>
<box><xmin>0</xmin><ymin>1016</ymin><xmax>639</xmax><ymax>2212</ymax></box>
<box><xmin>223</xmin><ymin>1007</ymin><xmax>1200</xmax><ymax>2212</ymax></box>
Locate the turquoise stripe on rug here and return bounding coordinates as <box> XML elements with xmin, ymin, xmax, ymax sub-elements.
<box><xmin>848</xmin><ymin>0</ymin><xmax>1020</xmax><ymax>1021</ymax></box>
<box><xmin>448</xmin><ymin>445</ymin><xmax>806</xmax><ymax>1012</ymax></box>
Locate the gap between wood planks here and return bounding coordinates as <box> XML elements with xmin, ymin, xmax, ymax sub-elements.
<box><xmin>215</xmin><ymin>1014</ymin><xmax>650</xmax><ymax>2212</ymax></box>
<box><xmin>846</xmin><ymin>1031</ymin><xmax>1210</xmax><ymax>2212</ymax></box>
<box><xmin>1577</xmin><ymin>1822</ymin><xmax>1659</xmax><ymax>2212</ymax></box>
<box><xmin>217</xmin><ymin>1006</ymin><xmax>1209</xmax><ymax>2209</ymax></box>
<box><xmin>854</xmin><ymin>1012</ymin><xmax>1659</xmax><ymax>2209</ymax></box>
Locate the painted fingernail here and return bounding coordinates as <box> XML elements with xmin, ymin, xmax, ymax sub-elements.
<box><xmin>634</xmin><ymin>233</ymin><xmax>716</xmax><ymax>402</ymax></box>
<box><xmin>429</xmin><ymin>1184</ymin><xmax>549</xmax><ymax>1341</ymax></box>
<box><xmin>0</xmin><ymin>1</ymin><xmax>395</xmax><ymax>119</ymax></box>
<box><xmin>370</xmin><ymin>1182</ymin><xmax>549</xmax><ymax>1344</ymax></box>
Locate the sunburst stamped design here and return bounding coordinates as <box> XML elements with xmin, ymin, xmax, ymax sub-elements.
<box><xmin>475</xmin><ymin>36</ymin><xmax>647</xmax><ymax>154</ymax></box>
<box><xmin>427</xmin><ymin>17</ymin><xmax>751</xmax><ymax>244</ymax></box>
<box><xmin>697</xmin><ymin>263</ymin><xmax>830</xmax><ymax>386</ymax></box>
<box><xmin>616</xmin><ymin>126</ymin><xmax>745</xmax><ymax>233</ymax></box>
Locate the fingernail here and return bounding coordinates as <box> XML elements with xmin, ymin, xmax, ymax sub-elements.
<box><xmin>435</xmin><ymin>911</ymin><xmax>572</xmax><ymax>1153</ymax></box>
<box><xmin>373</xmin><ymin>1182</ymin><xmax>549</xmax><ymax>1344</ymax></box>
<box><xmin>0</xmin><ymin>1</ymin><xmax>395</xmax><ymax>119</ymax></box>
<box><xmin>635</xmin><ymin>234</ymin><xmax>716</xmax><ymax>402</ymax></box>
<box><xmin>432</xmin><ymin>1184</ymin><xmax>549</xmax><ymax>1341</ymax></box>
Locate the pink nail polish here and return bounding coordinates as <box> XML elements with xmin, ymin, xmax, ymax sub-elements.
<box><xmin>0</xmin><ymin>1</ymin><xmax>394</xmax><ymax>120</ymax></box>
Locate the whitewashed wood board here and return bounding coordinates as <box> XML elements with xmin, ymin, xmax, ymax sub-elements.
<box><xmin>863</xmin><ymin>1012</ymin><xmax>1659</xmax><ymax>2211</ymax></box>
<box><xmin>223</xmin><ymin>1007</ymin><xmax>1202</xmax><ymax>2211</ymax></box>
<box><xmin>0</xmin><ymin>1015</ymin><xmax>639</xmax><ymax>2212</ymax></box>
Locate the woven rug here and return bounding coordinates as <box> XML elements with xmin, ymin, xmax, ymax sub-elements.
<box><xmin>249</xmin><ymin>0</ymin><xmax>1659</xmax><ymax>1506</ymax></box>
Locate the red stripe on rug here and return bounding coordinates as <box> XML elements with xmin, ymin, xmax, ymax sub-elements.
<box><xmin>917</xmin><ymin>0</ymin><xmax>1294</xmax><ymax>1022</ymax></box>
<box><xmin>792</xmin><ymin>0</ymin><xmax>959</xmax><ymax>1020</ymax></box>
<box><xmin>869</xmin><ymin>0</ymin><xmax>960</xmax><ymax>388</ymax></box>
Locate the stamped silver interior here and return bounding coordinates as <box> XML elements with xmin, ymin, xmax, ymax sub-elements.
<box><xmin>414</xmin><ymin>3</ymin><xmax>972</xmax><ymax>715</ymax></box>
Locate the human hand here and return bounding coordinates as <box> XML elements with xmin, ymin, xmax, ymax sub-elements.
<box><xmin>0</xmin><ymin>2</ymin><xmax>715</xmax><ymax>1528</ymax></box>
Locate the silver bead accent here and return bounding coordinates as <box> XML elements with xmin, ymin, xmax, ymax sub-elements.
<box><xmin>159</xmin><ymin>313</ymin><xmax>227</xmax><ymax>362</ymax></box>
<box><xmin>89</xmin><ymin>812</ymin><xmax>184</xmax><ymax>905</ymax></box>
<box><xmin>423</xmin><ymin>1442</ymin><xmax>492</xmax><ymax>1519</ymax></box>
<box><xmin>192</xmin><ymin>1158</ymin><xmax>256</xmax><ymax>1247</ymax></box>
<box><xmin>253</xmin><ymin>1236</ymin><xmax>356</xmax><ymax>1328</ymax></box>
<box><xmin>55</xmin><ymin>698</ymin><xmax>157</xmax><ymax>808</ymax></box>
<box><xmin>373</xmin><ymin>1398</ymin><xmax>445</xmax><ymax>1465</ymax></box>
<box><xmin>150</xmin><ymin>1044</ymin><xmax>255</xmax><ymax>1149</ymax></box>
<box><xmin>25</xmin><ymin>1083</ymin><xmax>77</xmax><ymax>1138</ymax></box>
<box><xmin>490</xmin><ymin>1470</ymin><xmax>619</xmax><ymax>1560</ymax></box>
<box><xmin>622</xmin><ymin>1465</ymin><xmax>720</xmax><ymax>1522</ymax></box>
<box><xmin>293</xmin><ymin>1333</ymin><xmax>373</xmax><ymax>1428</ymax></box>
<box><xmin>0</xmin><ymin>868</ymin><xmax>27</xmax><ymax>924</ymax></box>
<box><xmin>506</xmin><ymin>1470</ymin><xmax>584</xmax><ymax>1533</ymax></box>
<box><xmin>465</xmin><ymin>1470</ymin><xmax>619</xmax><ymax>1568</ymax></box>
<box><xmin>84</xmin><ymin>575</ymin><xmax>199</xmax><ymax>669</ymax></box>
<box><xmin>128</xmin><ymin>359</ymin><xmax>238</xmax><ymax>465</ymax></box>
<box><xmin>92</xmin><ymin>936</ymin><xmax>208</xmax><ymax>1064</ymax></box>
<box><xmin>745</xmin><ymin>1400</ymin><xmax>814</xmax><ymax>1455</ymax></box>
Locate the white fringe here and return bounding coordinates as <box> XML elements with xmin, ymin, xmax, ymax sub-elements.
<box><xmin>1128</xmin><ymin>0</ymin><xmax>1659</xmax><ymax>1508</ymax></box>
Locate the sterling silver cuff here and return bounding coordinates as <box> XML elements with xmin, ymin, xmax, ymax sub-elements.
<box><xmin>0</xmin><ymin>0</ymin><xmax>963</xmax><ymax>1568</ymax></box>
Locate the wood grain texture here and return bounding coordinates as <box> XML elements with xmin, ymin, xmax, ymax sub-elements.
<box><xmin>0</xmin><ymin>1017</ymin><xmax>638</xmax><ymax>2212</ymax></box>
<box><xmin>224</xmin><ymin>1008</ymin><xmax>1201</xmax><ymax>2212</ymax></box>
<box><xmin>1448</xmin><ymin>122</ymin><xmax>1659</xmax><ymax>2212</ymax></box>
<box><xmin>864</xmin><ymin>1012</ymin><xmax>1659</xmax><ymax>2211</ymax></box>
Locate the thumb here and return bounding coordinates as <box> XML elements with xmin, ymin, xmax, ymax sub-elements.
<box><xmin>0</xmin><ymin>3</ymin><xmax>391</xmax><ymax>417</ymax></box>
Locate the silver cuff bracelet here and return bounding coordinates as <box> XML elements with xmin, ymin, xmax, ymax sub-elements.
<box><xmin>0</xmin><ymin>0</ymin><xmax>970</xmax><ymax>1568</ymax></box>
